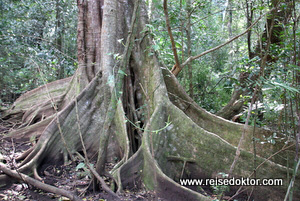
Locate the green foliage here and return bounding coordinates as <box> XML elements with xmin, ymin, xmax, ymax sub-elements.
<box><xmin>211</xmin><ymin>172</ymin><xmax>230</xmax><ymax>200</ymax></box>
<box><xmin>150</xmin><ymin>0</ymin><xmax>249</xmax><ymax>112</ymax></box>
<box><xmin>75</xmin><ymin>162</ymin><xmax>92</xmax><ymax>178</ymax></box>
<box><xmin>149</xmin><ymin>0</ymin><xmax>300</xmax><ymax>141</ymax></box>
<box><xmin>0</xmin><ymin>0</ymin><xmax>77</xmax><ymax>103</ymax></box>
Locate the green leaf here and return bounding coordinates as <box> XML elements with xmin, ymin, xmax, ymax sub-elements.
<box><xmin>258</xmin><ymin>6</ymin><xmax>265</xmax><ymax>10</ymax></box>
<box><xmin>269</xmin><ymin>81</ymin><xmax>299</xmax><ymax>93</ymax></box>
<box><xmin>152</xmin><ymin>44</ymin><xmax>159</xmax><ymax>51</ymax></box>
<box><xmin>76</xmin><ymin>162</ymin><xmax>85</xmax><ymax>171</ymax></box>
<box><xmin>146</xmin><ymin>24</ymin><xmax>154</xmax><ymax>31</ymax></box>
<box><xmin>175</xmin><ymin>42</ymin><xmax>182</xmax><ymax>49</ymax></box>
<box><xmin>118</xmin><ymin>69</ymin><xmax>127</xmax><ymax>76</ymax></box>
<box><xmin>18</xmin><ymin>195</ymin><xmax>26</xmax><ymax>200</ymax></box>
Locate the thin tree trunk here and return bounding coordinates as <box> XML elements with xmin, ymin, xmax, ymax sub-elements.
<box><xmin>55</xmin><ymin>0</ymin><xmax>64</xmax><ymax>79</ymax></box>
<box><xmin>186</xmin><ymin>0</ymin><xmax>193</xmax><ymax>99</ymax></box>
<box><xmin>246</xmin><ymin>0</ymin><xmax>254</xmax><ymax>59</ymax></box>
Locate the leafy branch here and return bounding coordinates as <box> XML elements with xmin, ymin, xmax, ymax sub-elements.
<box><xmin>171</xmin><ymin>7</ymin><xmax>277</xmax><ymax>76</ymax></box>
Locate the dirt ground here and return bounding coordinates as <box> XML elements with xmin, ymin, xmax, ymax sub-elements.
<box><xmin>0</xmin><ymin>119</ymin><xmax>167</xmax><ymax>201</ymax></box>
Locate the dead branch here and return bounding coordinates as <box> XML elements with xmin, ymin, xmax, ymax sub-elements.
<box><xmin>75</xmin><ymin>152</ymin><xmax>119</xmax><ymax>198</ymax></box>
<box><xmin>0</xmin><ymin>162</ymin><xmax>81</xmax><ymax>201</ymax></box>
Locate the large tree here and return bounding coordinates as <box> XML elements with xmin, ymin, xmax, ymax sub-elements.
<box><xmin>0</xmin><ymin>0</ymin><xmax>299</xmax><ymax>200</ymax></box>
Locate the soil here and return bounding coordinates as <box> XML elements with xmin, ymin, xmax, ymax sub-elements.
<box><xmin>0</xmin><ymin>120</ymin><xmax>166</xmax><ymax>201</ymax></box>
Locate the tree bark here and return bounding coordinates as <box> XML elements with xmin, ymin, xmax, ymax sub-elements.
<box><xmin>1</xmin><ymin>1</ymin><xmax>299</xmax><ymax>200</ymax></box>
<box><xmin>55</xmin><ymin>0</ymin><xmax>65</xmax><ymax>79</ymax></box>
<box><xmin>186</xmin><ymin>0</ymin><xmax>193</xmax><ymax>99</ymax></box>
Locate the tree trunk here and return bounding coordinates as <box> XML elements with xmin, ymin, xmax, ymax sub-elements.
<box><xmin>186</xmin><ymin>0</ymin><xmax>193</xmax><ymax>99</ymax></box>
<box><xmin>55</xmin><ymin>0</ymin><xmax>65</xmax><ymax>79</ymax></box>
<box><xmin>1</xmin><ymin>1</ymin><xmax>299</xmax><ymax>200</ymax></box>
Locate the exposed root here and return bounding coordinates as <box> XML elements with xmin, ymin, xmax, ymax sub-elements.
<box><xmin>18</xmin><ymin>139</ymin><xmax>48</xmax><ymax>171</ymax></box>
<box><xmin>5</xmin><ymin>116</ymin><xmax>53</xmax><ymax>141</ymax></box>
<box><xmin>0</xmin><ymin>162</ymin><xmax>81</xmax><ymax>201</ymax></box>
<box><xmin>16</xmin><ymin>147</ymin><xmax>34</xmax><ymax>161</ymax></box>
<box><xmin>33</xmin><ymin>165</ymin><xmax>42</xmax><ymax>181</ymax></box>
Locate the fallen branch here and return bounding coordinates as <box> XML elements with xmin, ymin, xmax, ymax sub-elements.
<box><xmin>0</xmin><ymin>162</ymin><xmax>81</xmax><ymax>201</ymax></box>
<box><xmin>75</xmin><ymin>152</ymin><xmax>119</xmax><ymax>198</ymax></box>
<box><xmin>284</xmin><ymin>158</ymin><xmax>300</xmax><ymax>201</ymax></box>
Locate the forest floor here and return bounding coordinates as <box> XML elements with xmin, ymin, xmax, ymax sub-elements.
<box><xmin>0</xmin><ymin>113</ymin><xmax>253</xmax><ymax>201</ymax></box>
<box><xmin>0</xmin><ymin>120</ymin><xmax>166</xmax><ymax>201</ymax></box>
